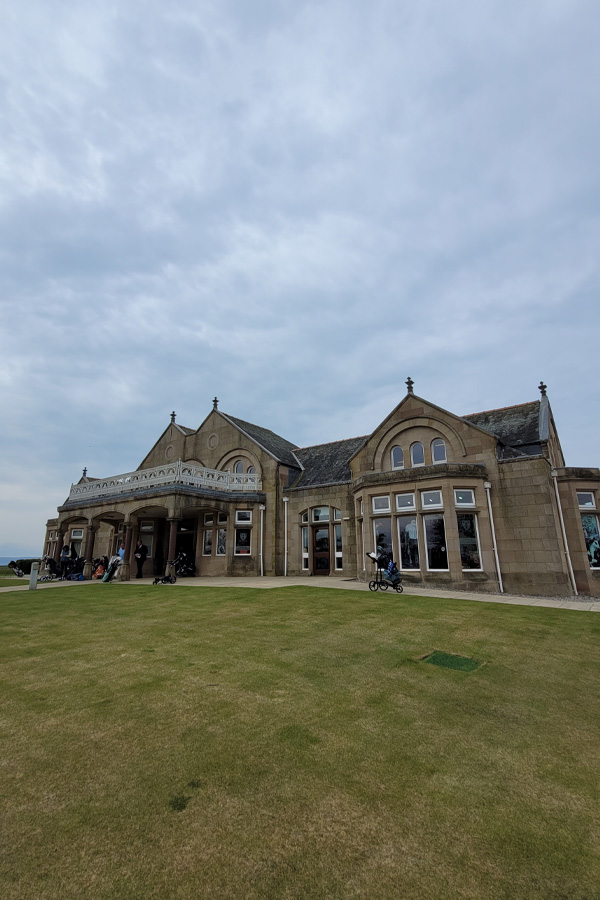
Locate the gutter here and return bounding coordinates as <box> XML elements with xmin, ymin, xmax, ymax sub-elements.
<box><xmin>551</xmin><ymin>469</ymin><xmax>578</xmax><ymax>595</ymax></box>
<box><xmin>484</xmin><ymin>481</ymin><xmax>504</xmax><ymax>594</ymax></box>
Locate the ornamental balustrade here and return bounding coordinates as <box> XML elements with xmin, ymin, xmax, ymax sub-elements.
<box><xmin>67</xmin><ymin>460</ymin><xmax>262</xmax><ymax>502</ymax></box>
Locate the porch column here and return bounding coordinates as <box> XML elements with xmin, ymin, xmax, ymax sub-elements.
<box><xmin>83</xmin><ymin>525</ymin><xmax>98</xmax><ymax>580</ymax></box>
<box><xmin>121</xmin><ymin>523</ymin><xmax>133</xmax><ymax>582</ymax></box>
<box><xmin>167</xmin><ymin>518</ymin><xmax>179</xmax><ymax>561</ymax></box>
<box><xmin>54</xmin><ymin>531</ymin><xmax>65</xmax><ymax>563</ymax></box>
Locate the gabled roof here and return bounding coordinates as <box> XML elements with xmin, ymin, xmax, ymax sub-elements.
<box><xmin>290</xmin><ymin>437</ymin><xmax>368</xmax><ymax>489</ymax></box>
<box><xmin>462</xmin><ymin>401</ymin><xmax>542</xmax><ymax>454</ymax></box>
<box><xmin>220</xmin><ymin>413</ymin><xmax>301</xmax><ymax>468</ymax></box>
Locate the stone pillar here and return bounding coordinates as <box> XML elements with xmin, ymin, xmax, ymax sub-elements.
<box><xmin>121</xmin><ymin>523</ymin><xmax>134</xmax><ymax>582</ymax></box>
<box><xmin>167</xmin><ymin>519</ymin><xmax>179</xmax><ymax>561</ymax></box>
<box><xmin>83</xmin><ymin>525</ymin><xmax>98</xmax><ymax>580</ymax></box>
<box><xmin>54</xmin><ymin>531</ymin><xmax>65</xmax><ymax>562</ymax></box>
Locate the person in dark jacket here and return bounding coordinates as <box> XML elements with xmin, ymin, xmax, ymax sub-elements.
<box><xmin>134</xmin><ymin>540</ymin><xmax>148</xmax><ymax>579</ymax></box>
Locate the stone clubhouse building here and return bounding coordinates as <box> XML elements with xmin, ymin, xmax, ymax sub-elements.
<box><xmin>43</xmin><ymin>379</ymin><xmax>600</xmax><ymax>597</ymax></box>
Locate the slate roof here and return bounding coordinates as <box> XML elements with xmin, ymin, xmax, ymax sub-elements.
<box><xmin>222</xmin><ymin>414</ymin><xmax>301</xmax><ymax>468</ymax></box>
<box><xmin>290</xmin><ymin>437</ymin><xmax>368</xmax><ymax>489</ymax></box>
<box><xmin>462</xmin><ymin>401</ymin><xmax>542</xmax><ymax>455</ymax></box>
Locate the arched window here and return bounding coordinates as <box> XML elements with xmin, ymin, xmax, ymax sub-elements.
<box><xmin>247</xmin><ymin>466</ymin><xmax>255</xmax><ymax>475</ymax></box>
<box><xmin>233</xmin><ymin>461</ymin><xmax>243</xmax><ymax>474</ymax></box>
<box><xmin>410</xmin><ymin>442</ymin><xmax>425</xmax><ymax>467</ymax></box>
<box><xmin>432</xmin><ymin>438</ymin><xmax>446</xmax><ymax>463</ymax></box>
<box><xmin>391</xmin><ymin>446</ymin><xmax>404</xmax><ymax>470</ymax></box>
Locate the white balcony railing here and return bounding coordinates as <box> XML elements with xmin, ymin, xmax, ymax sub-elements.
<box><xmin>67</xmin><ymin>460</ymin><xmax>262</xmax><ymax>502</ymax></box>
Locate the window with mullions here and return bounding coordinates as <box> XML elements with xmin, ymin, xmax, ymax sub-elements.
<box><xmin>391</xmin><ymin>446</ymin><xmax>404</xmax><ymax>470</ymax></box>
<box><xmin>334</xmin><ymin>524</ymin><xmax>343</xmax><ymax>569</ymax></box>
<box><xmin>581</xmin><ymin>514</ymin><xmax>600</xmax><ymax>569</ymax></box>
<box><xmin>424</xmin><ymin>514</ymin><xmax>448</xmax><ymax>570</ymax></box>
<box><xmin>397</xmin><ymin>515</ymin><xmax>420</xmax><ymax>569</ymax></box>
<box><xmin>456</xmin><ymin>513</ymin><xmax>481</xmax><ymax>570</ymax></box>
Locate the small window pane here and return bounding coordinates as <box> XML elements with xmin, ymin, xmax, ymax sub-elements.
<box><xmin>301</xmin><ymin>511</ymin><xmax>309</xmax><ymax>523</ymax></box>
<box><xmin>421</xmin><ymin>490</ymin><xmax>443</xmax><ymax>508</ymax></box>
<box><xmin>398</xmin><ymin>515</ymin><xmax>420</xmax><ymax>569</ymax></box>
<box><xmin>333</xmin><ymin>508</ymin><xmax>342</xmax><ymax>521</ymax></box>
<box><xmin>216</xmin><ymin>528</ymin><xmax>227</xmax><ymax>556</ymax></box>
<box><xmin>235</xmin><ymin>510</ymin><xmax>252</xmax><ymax>524</ymax></box>
<box><xmin>203</xmin><ymin>530</ymin><xmax>213</xmax><ymax>555</ymax></box>
<box><xmin>454</xmin><ymin>489</ymin><xmax>475</xmax><ymax>507</ymax></box>
<box><xmin>391</xmin><ymin>446</ymin><xmax>404</xmax><ymax>469</ymax></box>
<box><xmin>424</xmin><ymin>514</ymin><xmax>448</xmax><ymax>570</ymax></box>
<box><xmin>372</xmin><ymin>496</ymin><xmax>391</xmax><ymax>512</ymax></box>
<box><xmin>247</xmin><ymin>466</ymin><xmax>255</xmax><ymax>474</ymax></box>
<box><xmin>302</xmin><ymin>527</ymin><xmax>309</xmax><ymax>552</ymax></box>
<box><xmin>432</xmin><ymin>439</ymin><xmax>446</xmax><ymax>463</ymax></box>
<box><xmin>577</xmin><ymin>492</ymin><xmax>595</xmax><ymax>509</ymax></box>
<box><xmin>581</xmin><ymin>515</ymin><xmax>600</xmax><ymax>568</ymax></box>
<box><xmin>218</xmin><ymin>512</ymin><xmax>228</xmax><ymax>524</ymax></box>
<box><xmin>204</xmin><ymin>513</ymin><xmax>214</xmax><ymax>525</ymax></box>
<box><xmin>312</xmin><ymin>507</ymin><xmax>330</xmax><ymax>522</ymax></box>
<box><xmin>457</xmin><ymin>513</ymin><xmax>481</xmax><ymax>569</ymax></box>
<box><xmin>235</xmin><ymin>528</ymin><xmax>251</xmax><ymax>555</ymax></box>
<box><xmin>411</xmin><ymin>443</ymin><xmax>425</xmax><ymax>466</ymax></box>
<box><xmin>396</xmin><ymin>493</ymin><xmax>415</xmax><ymax>510</ymax></box>
<box><xmin>374</xmin><ymin>517</ymin><xmax>392</xmax><ymax>565</ymax></box>
<box><xmin>233</xmin><ymin>461</ymin><xmax>243</xmax><ymax>474</ymax></box>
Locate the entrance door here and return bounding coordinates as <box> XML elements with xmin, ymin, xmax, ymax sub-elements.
<box><xmin>313</xmin><ymin>526</ymin><xmax>330</xmax><ymax>575</ymax></box>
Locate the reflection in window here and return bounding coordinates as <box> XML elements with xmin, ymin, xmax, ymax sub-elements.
<box><xmin>454</xmin><ymin>489</ymin><xmax>475</xmax><ymax>507</ymax></box>
<box><xmin>457</xmin><ymin>513</ymin><xmax>481</xmax><ymax>569</ymax></box>
<box><xmin>396</xmin><ymin>493</ymin><xmax>416</xmax><ymax>510</ymax></box>
<box><xmin>424</xmin><ymin>514</ymin><xmax>448</xmax><ymax>570</ymax></box>
<box><xmin>421</xmin><ymin>490</ymin><xmax>443</xmax><ymax>508</ymax></box>
<box><xmin>391</xmin><ymin>446</ymin><xmax>404</xmax><ymax>469</ymax></box>
<box><xmin>302</xmin><ymin>526</ymin><xmax>309</xmax><ymax>570</ymax></box>
<box><xmin>233</xmin><ymin>461</ymin><xmax>243</xmax><ymax>474</ymax></box>
<box><xmin>203</xmin><ymin>530</ymin><xmax>213</xmax><ymax>555</ymax></box>
<box><xmin>432</xmin><ymin>439</ymin><xmax>446</xmax><ymax>463</ymax></box>
<box><xmin>411</xmin><ymin>442</ymin><xmax>425</xmax><ymax>466</ymax></box>
<box><xmin>581</xmin><ymin>515</ymin><xmax>600</xmax><ymax>568</ymax></box>
<box><xmin>312</xmin><ymin>507</ymin><xmax>330</xmax><ymax>522</ymax></box>
<box><xmin>216</xmin><ymin>528</ymin><xmax>227</xmax><ymax>556</ymax></box>
<box><xmin>235</xmin><ymin>528</ymin><xmax>251</xmax><ymax>555</ymax></box>
<box><xmin>334</xmin><ymin>524</ymin><xmax>343</xmax><ymax>569</ymax></box>
<box><xmin>577</xmin><ymin>492</ymin><xmax>595</xmax><ymax>509</ymax></box>
<box><xmin>398</xmin><ymin>515</ymin><xmax>420</xmax><ymax>569</ymax></box>
<box><xmin>374</xmin><ymin>517</ymin><xmax>392</xmax><ymax>565</ymax></box>
<box><xmin>372</xmin><ymin>496</ymin><xmax>391</xmax><ymax>512</ymax></box>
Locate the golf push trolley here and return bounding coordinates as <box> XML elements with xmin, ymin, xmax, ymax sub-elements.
<box><xmin>366</xmin><ymin>551</ymin><xmax>404</xmax><ymax>593</ymax></box>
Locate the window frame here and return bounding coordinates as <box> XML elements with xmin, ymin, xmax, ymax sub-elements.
<box><xmin>234</xmin><ymin>527</ymin><xmax>252</xmax><ymax>556</ymax></box>
<box><xmin>395</xmin><ymin>492</ymin><xmax>416</xmax><ymax>511</ymax></box>
<box><xmin>454</xmin><ymin>489</ymin><xmax>476</xmax><ymax>507</ymax></box>
<box><xmin>423</xmin><ymin>513</ymin><xmax>449</xmax><ymax>571</ymax></box>
<box><xmin>456</xmin><ymin>512</ymin><xmax>483</xmax><ymax>571</ymax></box>
<box><xmin>431</xmin><ymin>438</ymin><xmax>447</xmax><ymax>464</ymax></box>
<box><xmin>577</xmin><ymin>491</ymin><xmax>596</xmax><ymax>509</ymax></box>
<box><xmin>421</xmin><ymin>490</ymin><xmax>443</xmax><ymax>509</ymax></box>
<box><xmin>235</xmin><ymin>510</ymin><xmax>252</xmax><ymax>525</ymax></box>
<box><xmin>372</xmin><ymin>495</ymin><xmax>391</xmax><ymax>513</ymax></box>
<box><xmin>391</xmin><ymin>445</ymin><xmax>404</xmax><ymax>470</ymax></box>
<box><xmin>312</xmin><ymin>507</ymin><xmax>330</xmax><ymax>523</ymax></box>
<box><xmin>410</xmin><ymin>442</ymin><xmax>425</xmax><ymax>467</ymax></box>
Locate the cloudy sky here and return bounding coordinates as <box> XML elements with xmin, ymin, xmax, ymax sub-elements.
<box><xmin>1</xmin><ymin>0</ymin><xmax>599</xmax><ymax>556</ymax></box>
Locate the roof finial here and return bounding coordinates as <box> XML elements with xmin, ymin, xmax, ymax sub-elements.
<box><xmin>538</xmin><ymin>381</ymin><xmax>547</xmax><ymax>398</ymax></box>
<box><xmin>82</xmin><ymin>467</ymin><xmax>87</xmax><ymax>478</ymax></box>
<box><xmin>213</xmin><ymin>396</ymin><xmax>219</xmax><ymax>410</ymax></box>
<box><xmin>406</xmin><ymin>376</ymin><xmax>414</xmax><ymax>395</ymax></box>
<box><xmin>170</xmin><ymin>410</ymin><xmax>176</xmax><ymax>423</ymax></box>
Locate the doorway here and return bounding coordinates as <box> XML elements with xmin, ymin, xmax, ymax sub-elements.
<box><xmin>312</xmin><ymin>526</ymin><xmax>330</xmax><ymax>574</ymax></box>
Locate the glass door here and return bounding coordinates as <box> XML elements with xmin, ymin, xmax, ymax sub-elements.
<box><xmin>312</xmin><ymin>526</ymin><xmax>330</xmax><ymax>574</ymax></box>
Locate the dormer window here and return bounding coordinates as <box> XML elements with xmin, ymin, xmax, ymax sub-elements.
<box><xmin>432</xmin><ymin>439</ymin><xmax>446</xmax><ymax>463</ymax></box>
<box><xmin>410</xmin><ymin>442</ymin><xmax>425</xmax><ymax>467</ymax></box>
<box><xmin>391</xmin><ymin>446</ymin><xmax>404</xmax><ymax>470</ymax></box>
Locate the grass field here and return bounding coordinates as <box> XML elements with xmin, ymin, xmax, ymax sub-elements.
<box><xmin>1</xmin><ymin>584</ymin><xmax>599</xmax><ymax>900</ymax></box>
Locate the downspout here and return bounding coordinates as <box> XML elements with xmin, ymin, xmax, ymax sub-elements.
<box><xmin>484</xmin><ymin>481</ymin><xmax>504</xmax><ymax>594</ymax></box>
<box><xmin>551</xmin><ymin>469</ymin><xmax>578</xmax><ymax>595</ymax></box>
<box><xmin>283</xmin><ymin>497</ymin><xmax>289</xmax><ymax>577</ymax></box>
<box><xmin>259</xmin><ymin>504</ymin><xmax>265</xmax><ymax>576</ymax></box>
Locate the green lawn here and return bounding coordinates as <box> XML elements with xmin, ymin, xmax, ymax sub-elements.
<box><xmin>1</xmin><ymin>584</ymin><xmax>599</xmax><ymax>900</ymax></box>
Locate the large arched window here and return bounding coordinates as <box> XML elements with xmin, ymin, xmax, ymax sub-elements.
<box><xmin>432</xmin><ymin>438</ymin><xmax>447</xmax><ymax>463</ymax></box>
<box><xmin>391</xmin><ymin>446</ymin><xmax>404</xmax><ymax>470</ymax></box>
<box><xmin>410</xmin><ymin>442</ymin><xmax>425</xmax><ymax>467</ymax></box>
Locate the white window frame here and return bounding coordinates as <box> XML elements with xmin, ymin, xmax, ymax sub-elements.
<box><xmin>421</xmin><ymin>490</ymin><xmax>443</xmax><ymax>509</ymax></box>
<box><xmin>410</xmin><ymin>442</ymin><xmax>425</xmax><ymax>467</ymax></box>
<box><xmin>395</xmin><ymin>492</ymin><xmax>416</xmax><ymax>511</ymax></box>
<box><xmin>301</xmin><ymin>526</ymin><xmax>309</xmax><ymax>570</ymax></box>
<box><xmin>432</xmin><ymin>438</ymin><xmax>447</xmax><ymax>464</ymax></box>
<box><xmin>234</xmin><ymin>528</ymin><xmax>252</xmax><ymax>556</ymax></box>
<box><xmin>202</xmin><ymin>529</ymin><xmax>213</xmax><ymax>555</ymax></box>
<box><xmin>312</xmin><ymin>507</ymin><xmax>330</xmax><ymax>523</ymax></box>
<box><xmin>334</xmin><ymin>523</ymin><xmax>343</xmax><ymax>570</ymax></box>
<box><xmin>423</xmin><ymin>513</ymin><xmax>449</xmax><ymax>572</ymax></box>
<box><xmin>372</xmin><ymin>496</ymin><xmax>391</xmax><ymax>513</ymax></box>
<box><xmin>454</xmin><ymin>489</ymin><xmax>475</xmax><ymax>507</ymax></box>
<box><xmin>333</xmin><ymin>508</ymin><xmax>342</xmax><ymax>521</ymax></box>
<box><xmin>235</xmin><ymin>510</ymin><xmax>252</xmax><ymax>525</ymax></box>
<box><xmin>391</xmin><ymin>445</ymin><xmax>404</xmax><ymax>470</ymax></box>
<box><xmin>71</xmin><ymin>528</ymin><xmax>84</xmax><ymax>540</ymax></box>
<box><xmin>456</xmin><ymin>512</ymin><xmax>483</xmax><ymax>572</ymax></box>
<box><xmin>216</xmin><ymin>527</ymin><xmax>227</xmax><ymax>556</ymax></box>
<box><xmin>204</xmin><ymin>513</ymin><xmax>214</xmax><ymax>525</ymax></box>
<box><xmin>577</xmin><ymin>491</ymin><xmax>596</xmax><ymax>509</ymax></box>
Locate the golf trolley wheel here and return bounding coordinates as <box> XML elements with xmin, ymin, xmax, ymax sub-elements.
<box><xmin>169</xmin><ymin>575</ymin><xmax>177</xmax><ymax>584</ymax></box>
<box><xmin>379</xmin><ymin>581</ymin><xmax>389</xmax><ymax>591</ymax></box>
<box><xmin>368</xmin><ymin>580</ymin><xmax>378</xmax><ymax>591</ymax></box>
<box><xmin>394</xmin><ymin>583</ymin><xmax>404</xmax><ymax>593</ymax></box>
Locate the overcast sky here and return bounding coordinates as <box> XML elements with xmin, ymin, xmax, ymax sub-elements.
<box><xmin>1</xmin><ymin>0</ymin><xmax>599</xmax><ymax>556</ymax></box>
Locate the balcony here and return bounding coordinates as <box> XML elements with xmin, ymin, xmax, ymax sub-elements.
<box><xmin>67</xmin><ymin>460</ymin><xmax>262</xmax><ymax>503</ymax></box>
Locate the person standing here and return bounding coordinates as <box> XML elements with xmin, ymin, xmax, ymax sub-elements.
<box><xmin>60</xmin><ymin>544</ymin><xmax>71</xmax><ymax>579</ymax></box>
<box><xmin>134</xmin><ymin>539</ymin><xmax>148</xmax><ymax>579</ymax></box>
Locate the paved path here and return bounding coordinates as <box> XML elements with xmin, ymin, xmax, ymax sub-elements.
<box><xmin>1</xmin><ymin>575</ymin><xmax>599</xmax><ymax>611</ymax></box>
